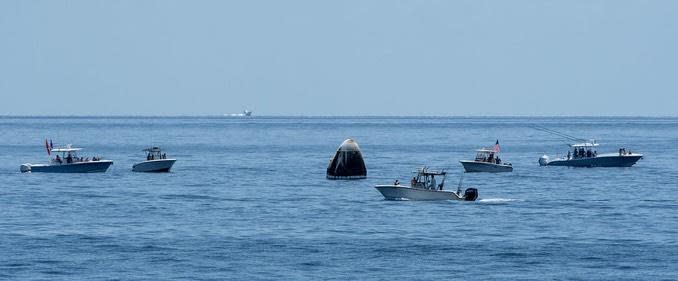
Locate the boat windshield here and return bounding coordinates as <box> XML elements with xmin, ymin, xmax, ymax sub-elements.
<box><xmin>474</xmin><ymin>149</ymin><xmax>503</xmax><ymax>164</ymax></box>
<box><xmin>474</xmin><ymin>150</ymin><xmax>494</xmax><ymax>161</ymax></box>
<box><xmin>410</xmin><ymin>168</ymin><xmax>446</xmax><ymax>190</ymax></box>
<box><xmin>144</xmin><ymin>147</ymin><xmax>168</xmax><ymax>160</ymax></box>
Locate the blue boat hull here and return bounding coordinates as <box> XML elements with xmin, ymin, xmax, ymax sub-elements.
<box><xmin>545</xmin><ymin>155</ymin><xmax>642</xmax><ymax>167</ymax></box>
<box><xmin>23</xmin><ymin>161</ymin><xmax>113</xmax><ymax>173</ymax></box>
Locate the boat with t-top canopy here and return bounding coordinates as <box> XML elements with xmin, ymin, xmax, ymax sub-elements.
<box><xmin>460</xmin><ymin>140</ymin><xmax>513</xmax><ymax>173</ymax></box>
<box><xmin>132</xmin><ymin>147</ymin><xmax>176</xmax><ymax>172</ymax></box>
<box><xmin>374</xmin><ymin>167</ymin><xmax>478</xmax><ymax>201</ymax></box>
<box><xmin>539</xmin><ymin>141</ymin><xmax>642</xmax><ymax>167</ymax></box>
<box><xmin>533</xmin><ymin>126</ymin><xmax>642</xmax><ymax>167</ymax></box>
<box><xmin>20</xmin><ymin>144</ymin><xmax>113</xmax><ymax>173</ymax></box>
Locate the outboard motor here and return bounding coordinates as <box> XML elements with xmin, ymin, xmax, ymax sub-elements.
<box><xmin>538</xmin><ymin>155</ymin><xmax>550</xmax><ymax>166</ymax></box>
<box><xmin>20</xmin><ymin>164</ymin><xmax>31</xmax><ymax>173</ymax></box>
<box><xmin>463</xmin><ymin>188</ymin><xmax>478</xmax><ymax>201</ymax></box>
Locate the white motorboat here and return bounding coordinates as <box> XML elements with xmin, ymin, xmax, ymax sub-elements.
<box><xmin>533</xmin><ymin>126</ymin><xmax>642</xmax><ymax>167</ymax></box>
<box><xmin>132</xmin><ymin>147</ymin><xmax>176</xmax><ymax>172</ymax></box>
<box><xmin>539</xmin><ymin>141</ymin><xmax>643</xmax><ymax>167</ymax></box>
<box><xmin>225</xmin><ymin>109</ymin><xmax>253</xmax><ymax>117</ymax></box>
<box><xmin>460</xmin><ymin>141</ymin><xmax>512</xmax><ymax>173</ymax></box>
<box><xmin>374</xmin><ymin>167</ymin><xmax>478</xmax><ymax>201</ymax></box>
<box><xmin>20</xmin><ymin>144</ymin><xmax>113</xmax><ymax>173</ymax></box>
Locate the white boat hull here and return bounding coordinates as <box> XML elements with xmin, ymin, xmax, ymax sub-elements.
<box><xmin>132</xmin><ymin>159</ymin><xmax>176</xmax><ymax>172</ymax></box>
<box><xmin>460</xmin><ymin>160</ymin><xmax>513</xmax><ymax>173</ymax></box>
<box><xmin>374</xmin><ymin>185</ymin><xmax>470</xmax><ymax>201</ymax></box>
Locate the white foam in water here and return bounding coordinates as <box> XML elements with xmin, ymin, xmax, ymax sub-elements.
<box><xmin>478</xmin><ymin>198</ymin><xmax>521</xmax><ymax>204</ymax></box>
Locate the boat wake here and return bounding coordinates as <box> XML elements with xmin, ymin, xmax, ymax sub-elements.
<box><xmin>478</xmin><ymin>198</ymin><xmax>521</xmax><ymax>204</ymax></box>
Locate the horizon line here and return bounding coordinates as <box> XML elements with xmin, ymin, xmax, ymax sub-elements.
<box><xmin>1</xmin><ymin>114</ymin><xmax>677</xmax><ymax>118</ymax></box>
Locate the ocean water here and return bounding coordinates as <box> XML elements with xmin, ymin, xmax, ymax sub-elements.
<box><xmin>1</xmin><ymin>116</ymin><xmax>677</xmax><ymax>280</ymax></box>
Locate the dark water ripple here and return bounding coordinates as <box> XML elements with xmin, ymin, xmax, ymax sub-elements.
<box><xmin>1</xmin><ymin>117</ymin><xmax>677</xmax><ymax>280</ymax></box>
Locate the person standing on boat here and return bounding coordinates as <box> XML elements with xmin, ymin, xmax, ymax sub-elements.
<box><xmin>429</xmin><ymin>175</ymin><xmax>437</xmax><ymax>190</ymax></box>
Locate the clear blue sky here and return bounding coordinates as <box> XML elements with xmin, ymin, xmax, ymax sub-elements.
<box><xmin>1</xmin><ymin>1</ymin><xmax>676</xmax><ymax>116</ymax></box>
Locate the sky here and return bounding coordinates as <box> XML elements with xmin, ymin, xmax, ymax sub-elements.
<box><xmin>1</xmin><ymin>0</ymin><xmax>677</xmax><ymax>116</ymax></box>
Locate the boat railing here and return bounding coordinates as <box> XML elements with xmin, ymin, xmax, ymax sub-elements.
<box><xmin>52</xmin><ymin>155</ymin><xmax>103</xmax><ymax>164</ymax></box>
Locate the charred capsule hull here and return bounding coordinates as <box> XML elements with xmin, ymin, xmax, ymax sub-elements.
<box><xmin>326</xmin><ymin>139</ymin><xmax>367</xmax><ymax>180</ymax></box>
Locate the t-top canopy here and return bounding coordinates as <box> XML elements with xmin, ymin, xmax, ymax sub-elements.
<box><xmin>415</xmin><ymin>167</ymin><xmax>446</xmax><ymax>176</ymax></box>
<box><xmin>51</xmin><ymin>145</ymin><xmax>82</xmax><ymax>152</ymax></box>
<box><xmin>570</xmin><ymin>142</ymin><xmax>599</xmax><ymax>148</ymax></box>
<box><xmin>143</xmin><ymin>147</ymin><xmax>162</xmax><ymax>152</ymax></box>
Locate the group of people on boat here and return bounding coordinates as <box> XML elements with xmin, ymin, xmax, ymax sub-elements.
<box><xmin>146</xmin><ymin>152</ymin><xmax>167</xmax><ymax>160</ymax></box>
<box><xmin>482</xmin><ymin>155</ymin><xmax>502</xmax><ymax>165</ymax></box>
<box><xmin>406</xmin><ymin>175</ymin><xmax>443</xmax><ymax>190</ymax></box>
<box><xmin>54</xmin><ymin>153</ymin><xmax>100</xmax><ymax>164</ymax></box>
<box><xmin>567</xmin><ymin>147</ymin><xmax>597</xmax><ymax>160</ymax></box>
<box><xmin>619</xmin><ymin>148</ymin><xmax>633</xmax><ymax>156</ymax></box>
<box><xmin>473</xmin><ymin>151</ymin><xmax>503</xmax><ymax>165</ymax></box>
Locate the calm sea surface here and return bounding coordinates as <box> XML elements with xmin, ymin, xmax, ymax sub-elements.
<box><xmin>1</xmin><ymin>116</ymin><xmax>677</xmax><ymax>280</ymax></box>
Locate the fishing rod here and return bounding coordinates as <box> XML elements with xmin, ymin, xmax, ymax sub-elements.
<box><xmin>457</xmin><ymin>171</ymin><xmax>464</xmax><ymax>195</ymax></box>
<box><xmin>530</xmin><ymin>125</ymin><xmax>587</xmax><ymax>142</ymax></box>
<box><xmin>530</xmin><ymin>126</ymin><xmax>581</xmax><ymax>141</ymax></box>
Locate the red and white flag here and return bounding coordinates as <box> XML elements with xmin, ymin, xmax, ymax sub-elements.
<box><xmin>493</xmin><ymin>140</ymin><xmax>500</xmax><ymax>153</ymax></box>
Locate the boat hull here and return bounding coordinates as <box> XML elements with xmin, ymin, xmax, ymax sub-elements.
<box><xmin>374</xmin><ymin>185</ymin><xmax>465</xmax><ymax>201</ymax></box>
<box><xmin>132</xmin><ymin>159</ymin><xmax>176</xmax><ymax>172</ymax></box>
<box><xmin>21</xmin><ymin>160</ymin><xmax>113</xmax><ymax>173</ymax></box>
<box><xmin>543</xmin><ymin>154</ymin><xmax>642</xmax><ymax>167</ymax></box>
<box><xmin>460</xmin><ymin>161</ymin><xmax>513</xmax><ymax>173</ymax></box>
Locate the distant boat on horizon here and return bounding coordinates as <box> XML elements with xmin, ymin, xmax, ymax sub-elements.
<box><xmin>224</xmin><ymin>110</ymin><xmax>253</xmax><ymax>117</ymax></box>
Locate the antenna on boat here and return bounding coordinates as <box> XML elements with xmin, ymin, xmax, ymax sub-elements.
<box><xmin>439</xmin><ymin>169</ymin><xmax>447</xmax><ymax>189</ymax></box>
<box><xmin>457</xmin><ymin>171</ymin><xmax>465</xmax><ymax>195</ymax></box>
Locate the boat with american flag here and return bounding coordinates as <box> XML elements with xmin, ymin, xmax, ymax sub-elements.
<box><xmin>20</xmin><ymin>140</ymin><xmax>113</xmax><ymax>173</ymax></box>
<box><xmin>459</xmin><ymin>140</ymin><xmax>513</xmax><ymax>173</ymax></box>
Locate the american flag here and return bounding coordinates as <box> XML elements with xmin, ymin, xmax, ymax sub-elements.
<box><xmin>493</xmin><ymin>140</ymin><xmax>500</xmax><ymax>153</ymax></box>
